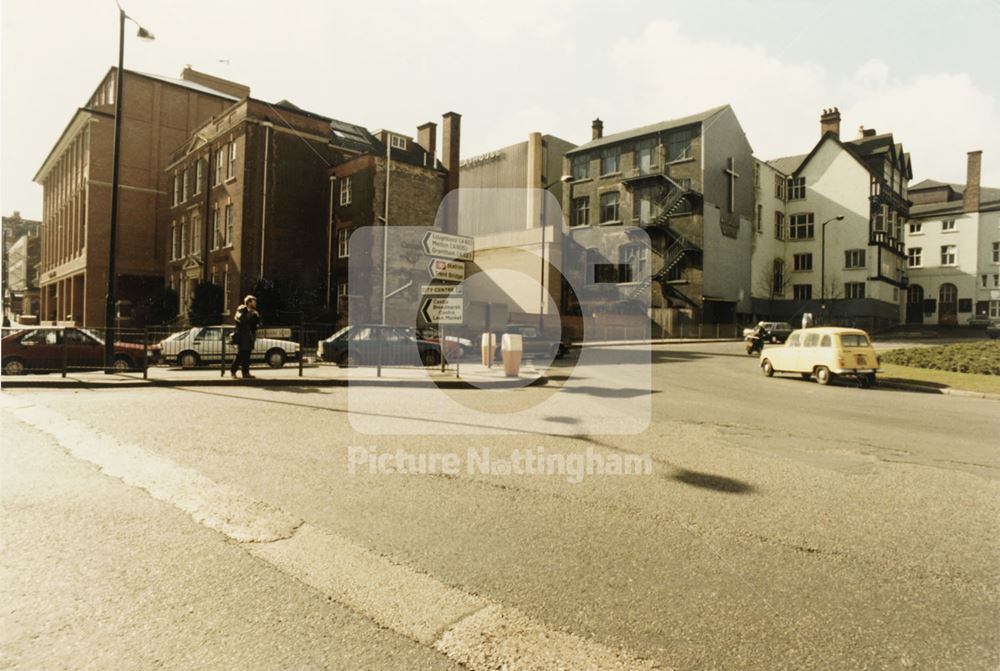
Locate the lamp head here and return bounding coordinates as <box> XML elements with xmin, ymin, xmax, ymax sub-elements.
<box><xmin>136</xmin><ymin>26</ymin><xmax>155</xmax><ymax>40</ymax></box>
<box><xmin>835</xmin><ymin>215</ymin><xmax>845</xmax><ymax>221</ymax></box>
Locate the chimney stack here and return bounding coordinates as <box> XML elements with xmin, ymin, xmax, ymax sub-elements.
<box><xmin>441</xmin><ymin>112</ymin><xmax>461</xmax><ymax>234</ymax></box>
<box><xmin>592</xmin><ymin>118</ymin><xmax>603</xmax><ymax>140</ymax></box>
<box><xmin>964</xmin><ymin>150</ymin><xmax>982</xmax><ymax>214</ymax></box>
<box><xmin>416</xmin><ymin>121</ymin><xmax>437</xmax><ymax>161</ymax></box>
<box><xmin>820</xmin><ymin>107</ymin><xmax>841</xmax><ymax>139</ymax></box>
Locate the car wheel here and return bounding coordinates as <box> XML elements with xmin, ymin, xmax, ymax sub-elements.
<box><xmin>815</xmin><ymin>366</ymin><xmax>832</xmax><ymax>385</ymax></box>
<box><xmin>112</xmin><ymin>355</ymin><xmax>133</xmax><ymax>372</ymax></box>
<box><xmin>178</xmin><ymin>351</ymin><xmax>200</xmax><ymax>369</ymax></box>
<box><xmin>3</xmin><ymin>357</ymin><xmax>26</xmax><ymax>375</ymax></box>
<box><xmin>761</xmin><ymin>359</ymin><xmax>774</xmax><ymax>377</ymax></box>
<box><xmin>421</xmin><ymin>349</ymin><xmax>440</xmax><ymax>367</ymax></box>
<box><xmin>266</xmin><ymin>348</ymin><xmax>286</xmax><ymax>368</ymax></box>
<box><xmin>860</xmin><ymin>373</ymin><xmax>876</xmax><ymax>388</ymax></box>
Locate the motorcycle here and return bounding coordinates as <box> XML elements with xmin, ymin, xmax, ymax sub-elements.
<box><xmin>745</xmin><ymin>332</ymin><xmax>766</xmax><ymax>356</ymax></box>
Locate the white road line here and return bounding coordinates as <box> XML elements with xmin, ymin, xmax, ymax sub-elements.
<box><xmin>1</xmin><ymin>396</ymin><xmax>664</xmax><ymax>670</ymax></box>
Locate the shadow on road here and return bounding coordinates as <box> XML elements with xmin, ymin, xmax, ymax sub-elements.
<box><xmin>669</xmin><ymin>468</ymin><xmax>756</xmax><ymax>494</ymax></box>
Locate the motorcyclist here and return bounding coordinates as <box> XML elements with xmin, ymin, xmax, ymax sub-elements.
<box><xmin>746</xmin><ymin>322</ymin><xmax>769</xmax><ymax>355</ymax></box>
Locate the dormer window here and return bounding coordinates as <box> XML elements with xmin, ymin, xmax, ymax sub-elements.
<box><xmin>390</xmin><ymin>134</ymin><xmax>406</xmax><ymax>150</ymax></box>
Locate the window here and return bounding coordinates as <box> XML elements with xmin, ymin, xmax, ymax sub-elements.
<box><xmin>756</xmin><ymin>205</ymin><xmax>763</xmax><ymax>233</ymax></box>
<box><xmin>172</xmin><ymin>174</ymin><xmax>181</xmax><ymax>206</ymax></box>
<box><xmin>774</xmin><ymin>175</ymin><xmax>785</xmax><ymax>200</ymax></box>
<box><xmin>179</xmin><ymin>221</ymin><xmax>187</xmax><ymax>257</ymax></box>
<box><xmin>224</xmin><ymin>204</ymin><xmax>233</xmax><ymax>246</ymax></box>
<box><xmin>182</xmin><ymin>169</ymin><xmax>190</xmax><ymax>202</ymax></box>
<box><xmin>873</xmin><ymin>204</ymin><xmax>887</xmax><ymax>231</ymax></box>
<box><xmin>840</xmin><ymin>334</ymin><xmax>870</xmax><ymax>347</ymax></box>
<box><xmin>819</xmin><ymin>335</ymin><xmax>832</xmax><ymax>347</ymax></box>
<box><xmin>772</xmin><ymin>259</ymin><xmax>784</xmax><ymax>295</ymax></box>
<box><xmin>774</xmin><ymin>212</ymin><xmax>785</xmax><ymax>240</ymax></box>
<box><xmin>571</xmin><ymin>154</ymin><xmax>589</xmax><ymax>180</ymax></box>
<box><xmin>170</xmin><ymin>223</ymin><xmax>178</xmax><ymax>260</ymax></box>
<box><xmin>212</xmin><ymin>208</ymin><xmax>221</xmax><ymax>249</ymax></box>
<box><xmin>194</xmin><ymin>160</ymin><xmax>204</xmax><ymax>195</ymax></box>
<box><xmin>618</xmin><ymin>243</ymin><xmax>648</xmax><ymax>284</ymax></box>
<box><xmin>337</xmin><ymin>228</ymin><xmax>349</xmax><ymax>258</ymax></box>
<box><xmin>633</xmin><ymin>187</ymin><xmax>658</xmax><ymax>224</ymax></box>
<box><xmin>339</xmin><ymin>177</ymin><xmax>352</xmax><ymax>206</ymax></box>
<box><xmin>599</xmin><ymin>192</ymin><xmax>620</xmax><ymax>223</ymax></box>
<box><xmin>908</xmin><ymin>222</ymin><xmax>922</xmax><ymax>234</ymax></box>
<box><xmin>634</xmin><ymin>139</ymin><xmax>656</xmax><ymax>174</ymax></box>
<box><xmin>752</xmin><ymin>162</ymin><xmax>760</xmax><ymax>187</ymax></box>
<box><xmin>787</xmin><ymin>176</ymin><xmax>806</xmax><ymax>200</ymax></box>
<box><xmin>940</xmin><ymin>245</ymin><xmax>957</xmax><ymax>265</ymax></box>
<box><xmin>994</xmin><ymin>274</ymin><xmax>999</xmax><ymax>288</ymax></box>
<box><xmin>666</xmin><ymin>130</ymin><xmax>692</xmax><ymax>162</ymax></box>
<box><xmin>793</xmin><ymin>253</ymin><xmax>813</xmax><ymax>271</ymax></box>
<box><xmin>993</xmin><ymin>242</ymin><xmax>999</xmax><ymax>263</ymax></box>
<box><xmin>983</xmin><ymin>275</ymin><xmax>989</xmax><ymax>288</ymax></box>
<box><xmin>390</xmin><ymin>134</ymin><xmax>406</xmax><ymax>150</ymax></box>
<box><xmin>942</xmin><ymin>219</ymin><xmax>956</xmax><ymax>231</ymax></box>
<box><xmin>191</xmin><ymin>214</ymin><xmax>201</xmax><ymax>255</ymax></box>
<box><xmin>991</xmin><ymin>300</ymin><xmax>1000</xmax><ymax>319</ymax></box>
<box><xmin>844</xmin><ymin>249</ymin><xmax>866</xmax><ymax>268</ymax></box>
<box><xmin>571</xmin><ymin>197</ymin><xmax>590</xmax><ymax>227</ymax></box>
<box><xmin>789</xmin><ymin>213</ymin><xmax>814</xmax><ymax>239</ymax></box>
<box><xmin>215</xmin><ymin>148</ymin><xmax>225</xmax><ymax>185</ymax></box>
<box><xmin>907</xmin><ymin>247</ymin><xmax>922</xmax><ymax>267</ymax></box>
<box><xmin>845</xmin><ymin>282</ymin><xmax>866</xmax><ymax>299</ymax></box>
<box><xmin>227</xmin><ymin>142</ymin><xmax>237</xmax><ymax>179</ymax></box>
<box><xmin>803</xmin><ymin>333</ymin><xmax>820</xmax><ymax>347</ymax></box>
<box><xmin>600</xmin><ymin>147</ymin><xmax>620</xmax><ymax>175</ymax></box>
<box><xmin>222</xmin><ymin>267</ymin><xmax>230</xmax><ymax>313</ymax></box>
<box><xmin>793</xmin><ymin>284</ymin><xmax>812</xmax><ymax>300</ymax></box>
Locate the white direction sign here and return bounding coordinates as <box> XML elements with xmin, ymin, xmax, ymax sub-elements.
<box><xmin>420</xmin><ymin>297</ymin><xmax>464</xmax><ymax>324</ymax></box>
<box><xmin>427</xmin><ymin>258</ymin><xmax>465</xmax><ymax>282</ymax></box>
<box><xmin>421</xmin><ymin>284</ymin><xmax>463</xmax><ymax>297</ymax></box>
<box><xmin>422</xmin><ymin>231</ymin><xmax>474</xmax><ymax>261</ymax></box>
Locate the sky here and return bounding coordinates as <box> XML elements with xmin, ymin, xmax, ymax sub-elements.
<box><xmin>2</xmin><ymin>0</ymin><xmax>998</xmax><ymax>220</ymax></box>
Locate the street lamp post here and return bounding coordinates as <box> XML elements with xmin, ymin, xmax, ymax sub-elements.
<box><xmin>104</xmin><ymin>4</ymin><xmax>154</xmax><ymax>372</ymax></box>
<box><xmin>819</xmin><ymin>214</ymin><xmax>845</xmax><ymax>321</ymax></box>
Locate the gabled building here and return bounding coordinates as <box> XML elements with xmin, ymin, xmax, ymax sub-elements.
<box><xmin>165</xmin><ymin>97</ymin><xmax>347</xmax><ymax>322</ymax></box>
<box><xmin>752</xmin><ymin>108</ymin><xmax>913</xmax><ymax>330</ymax></box>
<box><xmin>33</xmin><ymin>67</ymin><xmax>245</xmax><ymax>327</ymax></box>
<box><xmin>561</xmin><ymin>105</ymin><xmax>755</xmax><ymax>334</ymax></box>
<box><xmin>904</xmin><ymin>151</ymin><xmax>1000</xmax><ymax>325</ymax></box>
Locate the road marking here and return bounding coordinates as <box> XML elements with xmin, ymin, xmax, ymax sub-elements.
<box><xmin>1</xmin><ymin>396</ymin><xmax>664</xmax><ymax>670</ymax></box>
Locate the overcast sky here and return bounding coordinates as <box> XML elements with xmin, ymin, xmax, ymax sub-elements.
<box><xmin>2</xmin><ymin>0</ymin><xmax>998</xmax><ymax>220</ymax></box>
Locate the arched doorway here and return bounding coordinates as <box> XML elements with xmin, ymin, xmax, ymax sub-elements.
<box><xmin>938</xmin><ymin>283</ymin><xmax>958</xmax><ymax>325</ymax></box>
<box><xmin>906</xmin><ymin>284</ymin><xmax>924</xmax><ymax>324</ymax></box>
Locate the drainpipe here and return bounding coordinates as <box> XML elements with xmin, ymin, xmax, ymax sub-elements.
<box><xmin>326</xmin><ymin>175</ymin><xmax>334</xmax><ymax>309</ymax></box>
<box><xmin>259</xmin><ymin>121</ymin><xmax>273</xmax><ymax>279</ymax></box>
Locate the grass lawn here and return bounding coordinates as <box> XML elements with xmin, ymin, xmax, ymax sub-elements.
<box><xmin>880</xmin><ymin>363</ymin><xmax>1000</xmax><ymax>395</ymax></box>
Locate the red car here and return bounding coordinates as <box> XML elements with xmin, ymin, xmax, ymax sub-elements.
<box><xmin>1</xmin><ymin>328</ymin><xmax>145</xmax><ymax>375</ymax></box>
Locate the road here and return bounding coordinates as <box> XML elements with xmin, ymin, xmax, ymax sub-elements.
<box><xmin>2</xmin><ymin>341</ymin><xmax>998</xmax><ymax>670</ymax></box>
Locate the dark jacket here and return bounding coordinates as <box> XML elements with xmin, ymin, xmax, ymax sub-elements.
<box><xmin>233</xmin><ymin>305</ymin><xmax>261</xmax><ymax>351</ymax></box>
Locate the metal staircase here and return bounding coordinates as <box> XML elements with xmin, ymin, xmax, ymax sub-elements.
<box><xmin>625</xmin><ymin>234</ymin><xmax>698</xmax><ymax>301</ymax></box>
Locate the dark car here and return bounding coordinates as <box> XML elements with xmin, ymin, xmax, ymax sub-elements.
<box><xmin>495</xmin><ymin>324</ymin><xmax>570</xmax><ymax>360</ymax></box>
<box><xmin>987</xmin><ymin>320</ymin><xmax>1000</xmax><ymax>340</ymax></box>
<box><xmin>1</xmin><ymin>327</ymin><xmax>145</xmax><ymax>375</ymax></box>
<box><xmin>318</xmin><ymin>324</ymin><xmax>453</xmax><ymax>367</ymax></box>
<box><xmin>743</xmin><ymin>321</ymin><xmax>794</xmax><ymax>344</ymax></box>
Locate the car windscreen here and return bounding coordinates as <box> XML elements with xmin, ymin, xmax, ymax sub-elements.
<box><xmin>839</xmin><ymin>334</ymin><xmax>870</xmax><ymax>347</ymax></box>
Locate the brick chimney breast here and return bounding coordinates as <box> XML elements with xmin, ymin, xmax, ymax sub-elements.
<box><xmin>964</xmin><ymin>150</ymin><xmax>982</xmax><ymax>213</ymax></box>
<box><xmin>820</xmin><ymin>107</ymin><xmax>841</xmax><ymax>139</ymax></box>
<box><xmin>416</xmin><ymin>122</ymin><xmax>437</xmax><ymax>161</ymax></box>
<box><xmin>592</xmin><ymin>118</ymin><xmax>603</xmax><ymax>140</ymax></box>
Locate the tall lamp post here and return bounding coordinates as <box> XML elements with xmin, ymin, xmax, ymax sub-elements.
<box><xmin>105</xmin><ymin>4</ymin><xmax>154</xmax><ymax>372</ymax></box>
<box><xmin>819</xmin><ymin>214</ymin><xmax>845</xmax><ymax>321</ymax></box>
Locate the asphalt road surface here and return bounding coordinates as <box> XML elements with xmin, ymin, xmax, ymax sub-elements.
<box><xmin>2</xmin><ymin>341</ymin><xmax>997</xmax><ymax>670</ymax></box>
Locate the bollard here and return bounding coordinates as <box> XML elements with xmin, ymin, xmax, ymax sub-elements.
<box><xmin>299</xmin><ymin>320</ymin><xmax>305</xmax><ymax>377</ymax></box>
<box><xmin>221</xmin><ymin>328</ymin><xmax>227</xmax><ymax>377</ymax></box>
<box><xmin>481</xmin><ymin>333</ymin><xmax>496</xmax><ymax>368</ymax></box>
<box><xmin>143</xmin><ymin>327</ymin><xmax>148</xmax><ymax>379</ymax></box>
<box><xmin>501</xmin><ymin>333</ymin><xmax>523</xmax><ymax>377</ymax></box>
<box><xmin>61</xmin><ymin>327</ymin><xmax>68</xmax><ymax>378</ymax></box>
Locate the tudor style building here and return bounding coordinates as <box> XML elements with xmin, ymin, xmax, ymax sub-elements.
<box><xmin>34</xmin><ymin>67</ymin><xmax>245</xmax><ymax>327</ymax></box>
<box><xmin>561</xmin><ymin>106</ymin><xmax>755</xmax><ymax>333</ymax></box>
<box><xmin>904</xmin><ymin>151</ymin><xmax>1000</xmax><ymax>325</ymax></box>
<box><xmin>752</xmin><ymin>108</ymin><xmax>913</xmax><ymax>330</ymax></box>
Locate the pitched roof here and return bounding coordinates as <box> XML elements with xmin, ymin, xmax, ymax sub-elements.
<box><xmin>566</xmin><ymin>104</ymin><xmax>730</xmax><ymax>154</ymax></box>
<box><xmin>132</xmin><ymin>70</ymin><xmax>242</xmax><ymax>101</ymax></box>
<box><xmin>765</xmin><ymin>153</ymin><xmax>808</xmax><ymax>176</ymax></box>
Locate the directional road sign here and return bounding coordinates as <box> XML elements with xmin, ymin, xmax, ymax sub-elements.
<box><xmin>427</xmin><ymin>258</ymin><xmax>465</xmax><ymax>282</ymax></box>
<box><xmin>421</xmin><ymin>284</ymin><xmax>463</xmax><ymax>297</ymax></box>
<box><xmin>420</xmin><ymin>297</ymin><xmax>464</xmax><ymax>324</ymax></box>
<box><xmin>421</xmin><ymin>231</ymin><xmax>474</xmax><ymax>261</ymax></box>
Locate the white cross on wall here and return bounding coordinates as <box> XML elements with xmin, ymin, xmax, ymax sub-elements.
<box><xmin>724</xmin><ymin>157</ymin><xmax>740</xmax><ymax>213</ymax></box>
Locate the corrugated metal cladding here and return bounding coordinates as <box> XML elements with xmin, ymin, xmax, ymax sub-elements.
<box><xmin>459</xmin><ymin>141</ymin><xmax>530</xmax><ymax>237</ymax></box>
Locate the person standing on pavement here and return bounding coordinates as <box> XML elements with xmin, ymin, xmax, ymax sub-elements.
<box><xmin>230</xmin><ymin>295</ymin><xmax>261</xmax><ymax>379</ymax></box>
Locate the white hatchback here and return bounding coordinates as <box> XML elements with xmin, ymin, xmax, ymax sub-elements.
<box><xmin>153</xmin><ymin>326</ymin><xmax>300</xmax><ymax>369</ymax></box>
<box><xmin>759</xmin><ymin>327</ymin><xmax>881</xmax><ymax>387</ymax></box>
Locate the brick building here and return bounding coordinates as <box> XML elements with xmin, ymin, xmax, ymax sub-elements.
<box><xmin>328</xmin><ymin>113</ymin><xmax>460</xmax><ymax>325</ymax></box>
<box><xmin>562</xmin><ymin>105</ymin><xmax>755</xmax><ymax>333</ymax></box>
<box><xmin>33</xmin><ymin>67</ymin><xmax>245</xmax><ymax>327</ymax></box>
<box><xmin>165</xmin><ymin>97</ymin><xmax>348</xmax><ymax>322</ymax></box>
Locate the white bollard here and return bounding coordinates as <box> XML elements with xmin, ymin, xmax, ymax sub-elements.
<box><xmin>501</xmin><ymin>333</ymin><xmax>523</xmax><ymax>377</ymax></box>
<box><xmin>481</xmin><ymin>333</ymin><xmax>496</xmax><ymax>367</ymax></box>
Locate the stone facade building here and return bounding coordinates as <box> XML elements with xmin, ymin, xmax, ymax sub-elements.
<box><xmin>33</xmin><ymin>67</ymin><xmax>244</xmax><ymax>327</ymax></box>
<box><xmin>561</xmin><ymin>105</ymin><xmax>755</xmax><ymax>333</ymax></box>
<box><xmin>904</xmin><ymin>151</ymin><xmax>1000</xmax><ymax>325</ymax></box>
<box><xmin>2</xmin><ymin>211</ymin><xmax>41</xmax><ymax>321</ymax></box>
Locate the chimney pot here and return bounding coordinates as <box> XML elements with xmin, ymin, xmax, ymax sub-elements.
<box><xmin>820</xmin><ymin>107</ymin><xmax>841</xmax><ymax>139</ymax></box>
<box><xmin>592</xmin><ymin>117</ymin><xmax>603</xmax><ymax>140</ymax></box>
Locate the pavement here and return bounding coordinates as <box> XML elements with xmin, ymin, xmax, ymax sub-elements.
<box><xmin>2</xmin><ymin>340</ymin><xmax>998</xmax><ymax>669</ymax></box>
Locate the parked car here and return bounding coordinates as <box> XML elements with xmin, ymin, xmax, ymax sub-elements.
<box><xmin>318</xmin><ymin>324</ymin><xmax>454</xmax><ymax>367</ymax></box>
<box><xmin>1</xmin><ymin>327</ymin><xmax>145</xmax><ymax>375</ymax></box>
<box><xmin>152</xmin><ymin>326</ymin><xmax>299</xmax><ymax>369</ymax></box>
<box><xmin>416</xmin><ymin>328</ymin><xmax>473</xmax><ymax>359</ymax></box>
<box><xmin>741</xmin><ymin>321</ymin><xmax>794</xmax><ymax>343</ymax></box>
<box><xmin>494</xmin><ymin>324</ymin><xmax>570</xmax><ymax>360</ymax></box>
<box><xmin>759</xmin><ymin>327</ymin><xmax>880</xmax><ymax>387</ymax></box>
<box><xmin>987</xmin><ymin>320</ymin><xmax>1000</xmax><ymax>340</ymax></box>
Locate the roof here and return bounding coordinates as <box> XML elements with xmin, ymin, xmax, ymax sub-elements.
<box><xmin>908</xmin><ymin>179</ymin><xmax>1000</xmax><ymax>217</ymax></box>
<box><xmin>566</xmin><ymin>104</ymin><xmax>730</xmax><ymax>155</ymax></box>
<box><xmin>766</xmin><ymin>153</ymin><xmax>808</xmax><ymax>176</ymax></box>
<box><xmin>132</xmin><ymin>71</ymin><xmax>241</xmax><ymax>101</ymax></box>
